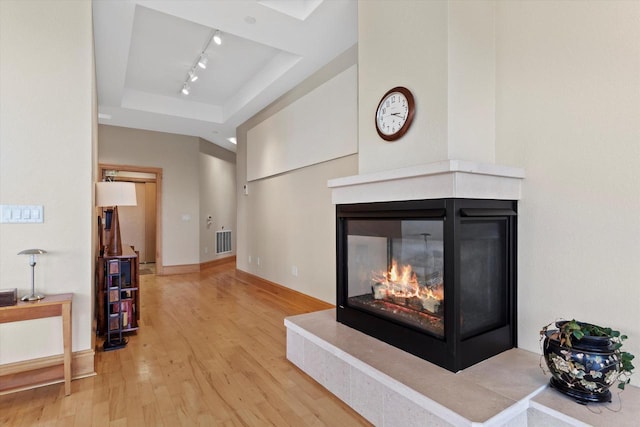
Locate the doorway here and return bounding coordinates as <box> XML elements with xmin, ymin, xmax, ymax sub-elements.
<box><xmin>99</xmin><ymin>164</ymin><xmax>164</xmax><ymax>274</ymax></box>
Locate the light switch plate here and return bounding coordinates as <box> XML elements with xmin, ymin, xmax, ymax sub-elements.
<box><xmin>0</xmin><ymin>205</ymin><xmax>44</xmax><ymax>223</ymax></box>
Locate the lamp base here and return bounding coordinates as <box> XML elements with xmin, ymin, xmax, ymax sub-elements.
<box><xmin>21</xmin><ymin>293</ymin><xmax>45</xmax><ymax>301</ymax></box>
<box><xmin>105</xmin><ymin>206</ymin><xmax>123</xmax><ymax>256</ymax></box>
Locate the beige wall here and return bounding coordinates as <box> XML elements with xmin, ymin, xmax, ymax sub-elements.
<box><xmin>239</xmin><ymin>156</ymin><xmax>357</xmax><ymax>303</ymax></box>
<box><xmin>358</xmin><ymin>0</ymin><xmax>449</xmax><ymax>173</ymax></box>
<box><xmin>0</xmin><ymin>0</ymin><xmax>94</xmax><ymax>363</ymax></box>
<box><xmin>199</xmin><ymin>141</ymin><xmax>237</xmax><ymax>263</ymax></box>
<box><xmin>98</xmin><ymin>125</ymin><xmax>201</xmax><ymax>267</ymax></box>
<box><xmin>247</xmin><ymin>65</ymin><xmax>358</xmax><ymax>181</ymax></box>
<box><xmin>494</xmin><ymin>0</ymin><xmax>640</xmax><ymax>361</ymax></box>
<box><xmin>355</xmin><ymin>0</ymin><xmax>640</xmax><ymax>363</ymax></box>
<box><xmin>7</xmin><ymin>0</ymin><xmax>627</xmax><ymax>375</ymax></box>
<box><xmin>358</xmin><ymin>0</ymin><xmax>498</xmax><ymax>174</ymax></box>
<box><xmin>238</xmin><ymin>0</ymin><xmax>640</xmax><ymax>366</ymax></box>
<box><xmin>237</xmin><ymin>47</ymin><xmax>359</xmax><ymax>303</ymax></box>
<box><xmin>98</xmin><ymin>125</ymin><xmax>236</xmax><ymax>267</ymax></box>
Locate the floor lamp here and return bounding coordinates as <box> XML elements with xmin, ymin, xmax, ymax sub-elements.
<box><xmin>96</xmin><ymin>181</ymin><xmax>137</xmax><ymax>256</ymax></box>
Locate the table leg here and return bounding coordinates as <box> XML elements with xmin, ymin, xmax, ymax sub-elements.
<box><xmin>62</xmin><ymin>300</ymin><xmax>72</xmax><ymax>396</ymax></box>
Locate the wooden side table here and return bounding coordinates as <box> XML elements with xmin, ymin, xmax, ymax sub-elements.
<box><xmin>0</xmin><ymin>293</ymin><xmax>73</xmax><ymax>395</ymax></box>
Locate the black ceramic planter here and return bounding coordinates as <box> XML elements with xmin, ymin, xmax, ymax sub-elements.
<box><xmin>542</xmin><ymin>323</ymin><xmax>621</xmax><ymax>404</ymax></box>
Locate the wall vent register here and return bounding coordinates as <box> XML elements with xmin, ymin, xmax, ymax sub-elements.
<box><xmin>216</xmin><ymin>230</ymin><xmax>232</xmax><ymax>254</ymax></box>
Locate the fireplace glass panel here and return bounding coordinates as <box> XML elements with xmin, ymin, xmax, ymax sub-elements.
<box><xmin>459</xmin><ymin>220</ymin><xmax>507</xmax><ymax>339</ymax></box>
<box><xmin>346</xmin><ymin>219</ymin><xmax>444</xmax><ymax>338</ymax></box>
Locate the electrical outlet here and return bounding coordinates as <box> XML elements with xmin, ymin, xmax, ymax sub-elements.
<box><xmin>248</xmin><ymin>255</ymin><xmax>252</xmax><ymax>264</ymax></box>
<box><xmin>257</xmin><ymin>257</ymin><xmax>261</xmax><ymax>266</ymax></box>
<box><xmin>291</xmin><ymin>266</ymin><xmax>298</xmax><ymax>276</ymax></box>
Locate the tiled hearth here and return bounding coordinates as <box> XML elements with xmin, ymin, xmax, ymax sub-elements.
<box><xmin>286</xmin><ymin>310</ymin><xmax>640</xmax><ymax>427</ymax></box>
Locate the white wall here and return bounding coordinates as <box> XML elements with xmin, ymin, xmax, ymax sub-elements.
<box><xmin>237</xmin><ymin>47</ymin><xmax>359</xmax><ymax>303</ymax></box>
<box><xmin>0</xmin><ymin>0</ymin><xmax>94</xmax><ymax>363</ymax></box>
<box><xmin>98</xmin><ymin>125</ymin><xmax>200</xmax><ymax>267</ymax></box>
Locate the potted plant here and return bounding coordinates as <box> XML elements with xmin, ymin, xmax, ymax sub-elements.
<box><xmin>540</xmin><ymin>319</ymin><xmax>635</xmax><ymax>404</ymax></box>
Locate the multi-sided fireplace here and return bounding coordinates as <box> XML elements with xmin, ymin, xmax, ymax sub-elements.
<box><xmin>336</xmin><ymin>198</ymin><xmax>517</xmax><ymax>372</ymax></box>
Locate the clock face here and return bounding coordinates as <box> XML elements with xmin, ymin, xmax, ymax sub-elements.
<box><xmin>375</xmin><ymin>87</ymin><xmax>415</xmax><ymax>141</ymax></box>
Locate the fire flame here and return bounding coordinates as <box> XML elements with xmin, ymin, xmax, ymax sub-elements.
<box><xmin>372</xmin><ymin>260</ymin><xmax>443</xmax><ymax>312</ymax></box>
<box><xmin>374</xmin><ymin>260</ymin><xmax>420</xmax><ymax>297</ymax></box>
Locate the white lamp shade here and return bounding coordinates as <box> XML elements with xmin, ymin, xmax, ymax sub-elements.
<box><xmin>96</xmin><ymin>181</ymin><xmax>137</xmax><ymax>207</ymax></box>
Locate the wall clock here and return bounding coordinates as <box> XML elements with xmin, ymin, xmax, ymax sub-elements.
<box><xmin>375</xmin><ymin>86</ymin><xmax>415</xmax><ymax>141</ymax></box>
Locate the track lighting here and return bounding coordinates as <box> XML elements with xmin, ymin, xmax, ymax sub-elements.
<box><xmin>197</xmin><ymin>55</ymin><xmax>208</xmax><ymax>69</ymax></box>
<box><xmin>213</xmin><ymin>30</ymin><xmax>222</xmax><ymax>46</ymax></box>
<box><xmin>180</xmin><ymin>29</ymin><xmax>222</xmax><ymax>96</ymax></box>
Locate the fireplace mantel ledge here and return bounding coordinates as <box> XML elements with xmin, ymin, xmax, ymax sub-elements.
<box><xmin>328</xmin><ymin>160</ymin><xmax>525</xmax><ymax>205</ymax></box>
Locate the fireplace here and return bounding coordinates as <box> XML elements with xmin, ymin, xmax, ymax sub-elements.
<box><xmin>336</xmin><ymin>198</ymin><xmax>517</xmax><ymax>372</ymax></box>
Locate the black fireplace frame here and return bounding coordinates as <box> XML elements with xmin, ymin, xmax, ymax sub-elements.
<box><xmin>336</xmin><ymin>198</ymin><xmax>517</xmax><ymax>372</ymax></box>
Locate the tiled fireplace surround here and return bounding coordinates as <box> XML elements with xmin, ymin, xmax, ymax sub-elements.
<box><xmin>284</xmin><ymin>161</ymin><xmax>639</xmax><ymax>426</ymax></box>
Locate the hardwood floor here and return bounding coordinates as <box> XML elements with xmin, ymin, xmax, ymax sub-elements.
<box><xmin>0</xmin><ymin>261</ymin><xmax>370</xmax><ymax>426</ymax></box>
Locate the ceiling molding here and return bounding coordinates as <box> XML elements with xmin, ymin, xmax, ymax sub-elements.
<box><xmin>93</xmin><ymin>0</ymin><xmax>357</xmax><ymax>151</ymax></box>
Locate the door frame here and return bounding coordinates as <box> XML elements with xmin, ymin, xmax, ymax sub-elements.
<box><xmin>99</xmin><ymin>163</ymin><xmax>165</xmax><ymax>275</ymax></box>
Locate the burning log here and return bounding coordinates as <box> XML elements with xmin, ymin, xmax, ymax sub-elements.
<box><xmin>372</xmin><ymin>282</ymin><xmax>441</xmax><ymax>314</ymax></box>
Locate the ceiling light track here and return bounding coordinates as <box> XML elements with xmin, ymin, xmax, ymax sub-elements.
<box><xmin>180</xmin><ymin>28</ymin><xmax>223</xmax><ymax>96</ymax></box>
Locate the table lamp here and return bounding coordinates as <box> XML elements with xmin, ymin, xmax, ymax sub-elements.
<box><xmin>96</xmin><ymin>181</ymin><xmax>137</xmax><ymax>256</ymax></box>
<box><xmin>18</xmin><ymin>248</ymin><xmax>47</xmax><ymax>301</ymax></box>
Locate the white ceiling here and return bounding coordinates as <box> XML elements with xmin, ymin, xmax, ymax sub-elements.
<box><xmin>93</xmin><ymin>0</ymin><xmax>358</xmax><ymax>152</ymax></box>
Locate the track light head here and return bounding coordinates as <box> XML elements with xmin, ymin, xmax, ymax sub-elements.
<box><xmin>213</xmin><ymin>30</ymin><xmax>222</xmax><ymax>46</ymax></box>
<box><xmin>180</xmin><ymin>30</ymin><xmax>218</xmax><ymax>95</ymax></box>
<box><xmin>197</xmin><ymin>55</ymin><xmax>208</xmax><ymax>69</ymax></box>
